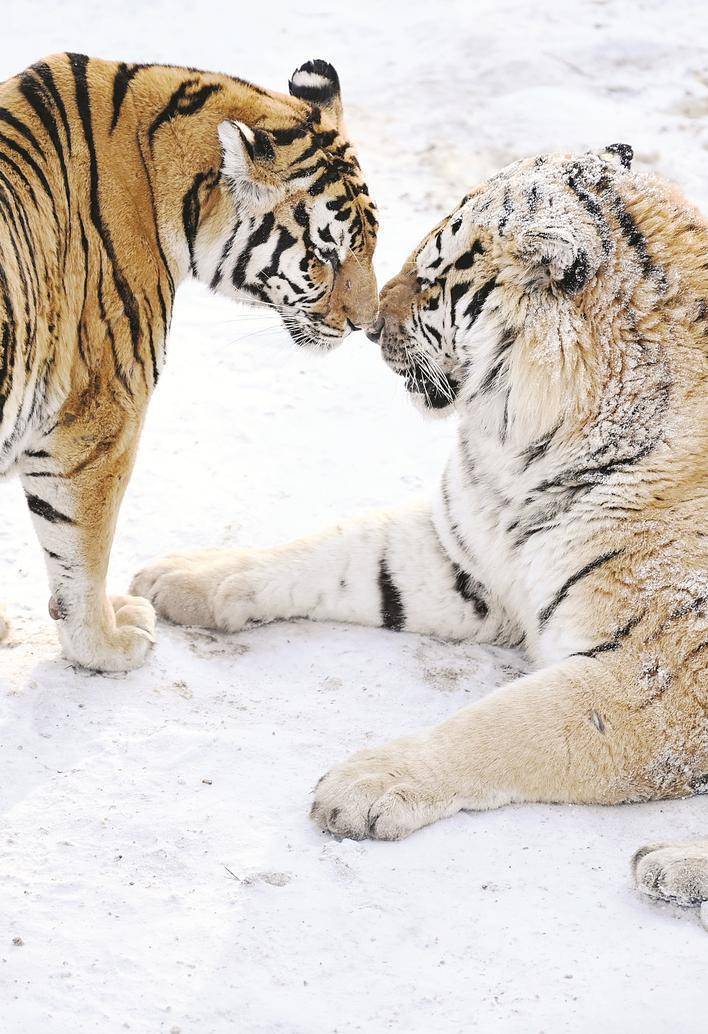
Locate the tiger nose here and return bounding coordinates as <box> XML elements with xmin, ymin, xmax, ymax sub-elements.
<box><xmin>366</xmin><ymin>313</ymin><xmax>385</xmax><ymax>342</ymax></box>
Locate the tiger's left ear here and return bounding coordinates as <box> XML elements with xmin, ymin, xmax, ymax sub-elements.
<box><xmin>289</xmin><ymin>59</ymin><xmax>344</xmax><ymax>132</ymax></box>
<box><xmin>218</xmin><ymin>120</ymin><xmax>285</xmax><ymax>209</ymax></box>
<box><xmin>516</xmin><ymin>224</ymin><xmax>602</xmax><ymax>295</ymax></box>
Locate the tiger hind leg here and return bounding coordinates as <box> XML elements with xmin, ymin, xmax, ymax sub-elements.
<box><xmin>21</xmin><ymin>397</ymin><xmax>155</xmax><ymax>672</ymax></box>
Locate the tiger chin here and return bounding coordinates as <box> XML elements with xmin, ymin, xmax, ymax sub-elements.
<box><xmin>0</xmin><ymin>53</ymin><xmax>377</xmax><ymax>671</ymax></box>
<box><xmin>134</xmin><ymin>145</ymin><xmax>707</xmax><ymax>921</ymax></box>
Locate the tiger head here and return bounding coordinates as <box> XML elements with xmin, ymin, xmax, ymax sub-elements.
<box><xmin>200</xmin><ymin>61</ymin><xmax>378</xmax><ymax>351</ymax></box>
<box><xmin>368</xmin><ymin>145</ymin><xmax>638</xmax><ymax>412</ymax></box>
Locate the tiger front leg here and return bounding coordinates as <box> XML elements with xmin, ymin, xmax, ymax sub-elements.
<box><xmin>132</xmin><ymin>500</ymin><xmax>513</xmax><ymax>642</ymax></box>
<box><xmin>311</xmin><ymin>654</ymin><xmax>708</xmax><ymax>840</ymax></box>
<box><xmin>21</xmin><ymin>397</ymin><xmax>155</xmax><ymax>672</ymax></box>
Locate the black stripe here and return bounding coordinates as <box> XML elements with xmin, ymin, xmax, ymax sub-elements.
<box><xmin>531</xmin><ymin>440</ymin><xmax>658</xmax><ymax>498</ymax></box>
<box><xmin>33</xmin><ymin>62</ymin><xmax>72</xmax><ymax>151</ymax></box>
<box><xmin>567</xmin><ymin>173</ymin><xmax>612</xmax><ymax>256</ymax></box>
<box><xmin>451</xmin><ymin>563</ymin><xmax>488</xmax><ymax>619</ymax></box>
<box><xmin>0</xmin><ymin>174</ymin><xmax>36</xmax><ymax>308</ymax></box>
<box><xmin>477</xmin><ymin>329</ymin><xmax>515</xmax><ymax>395</ymax></box>
<box><xmin>458</xmin><ymin>276</ymin><xmax>496</xmax><ymax>326</ymax></box>
<box><xmin>520</xmin><ymin>422</ymin><xmax>561</xmax><ymax>470</ymax></box>
<box><xmin>289</xmin><ymin>83</ymin><xmax>334</xmax><ymax>105</ymax></box>
<box><xmin>133</xmin><ymin>124</ymin><xmax>176</xmax><ymax>301</ymax></box>
<box><xmin>260</xmin><ymin>226</ymin><xmax>297</xmax><ymax>280</ymax></box>
<box><xmin>0</xmin><ymin>322</ymin><xmax>13</xmax><ymax>423</ymax></box>
<box><xmin>558</xmin><ymin>247</ymin><xmax>590</xmax><ymax>293</ymax></box>
<box><xmin>454</xmin><ymin>240</ymin><xmax>484</xmax><ymax>270</ymax></box>
<box><xmin>0</xmin><ymin>128</ymin><xmax>61</xmax><ymax>233</ymax></box>
<box><xmin>538</xmin><ymin>549</ymin><xmax>623</xmax><ymax>628</ymax></box>
<box><xmin>0</xmin><ymin>147</ymin><xmax>39</xmax><ymax>209</ymax></box>
<box><xmin>25</xmin><ymin>492</ymin><xmax>74</xmax><ymax>524</ymax></box>
<box><xmin>669</xmin><ymin>595</ymin><xmax>706</xmax><ymax>622</ymax></box>
<box><xmin>608</xmin><ymin>194</ymin><xmax>653</xmax><ymax>276</ymax></box>
<box><xmin>19</xmin><ymin>67</ymin><xmax>72</xmax><ymax>210</ymax></box>
<box><xmin>575</xmin><ymin>612</ymin><xmax>644</xmax><ymax>658</ymax></box>
<box><xmin>182</xmin><ymin>170</ymin><xmax>218</xmax><ymax>275</ymax></box>
<box><xmin>0</xmin><ymin>107</ymin><xmax>44</xmax><ymax>157</ymax></box>
<box><xmin>0</xmin><ymin>248</ymin><xmax>18</xmax><ymax>416</ymax></box>
<box><xmin>378</xmin><ymin>559</ymin><xmax>405</xmax><ymax>631</ymax></box>
<box><xmin>0</xmin><ymin>216</ymin><xmax>34</xmax><ymax>370</ymax></box>
<box><xmin>210</xmin><ymin>222</ymin><xmax>240</xmax><ymax>290</ymax></box>
<box><xmin>75</xmin><ymin>214</ymin><xmax>90</xmax><ymax>366</ymax></box>
<box><xmin>69</xmin><ymin>53</ymin><xmax>144</xmax><ymax>370</ymax></box>
<box><xmin>148</xmin><ymin>80</ymin><xmax>222</xmax><ymax>146</ymax></box>
<box><xmin>686</xmin><ymin>640</ymin><xmax>708</xmax><ymax>662</ymax></box>
<box><xmin>270</xmin><ymin>124</ymin><xmax>309</xmax><ymax>147</ymax></box>
<box><xmin>111</xmin><ymin>63</ymin><xmax>144</xmax><ymax>132</ymax></box>
<box><xmin>96</xmin><ymin>251</ymin><xmax>132</xmax><ymax>394</ymax></box>
<box><xmin>232</xmin><ymin>213</ymin><xmax>276</xmax><ymax>288</ymax></box>
<box><xmin>290</xmin><ymin>132</ymin><xmax>338</xmax><ymax>168</ymax></box>
<box><xmin>0</xmin><ymin>183</ymin><xmax>41</xmax><ymax>375</ymax></box>
<box><xmin>142</xmin><ymin>294</ymin><xmax>159</xmax><ymax>385</ymax></box>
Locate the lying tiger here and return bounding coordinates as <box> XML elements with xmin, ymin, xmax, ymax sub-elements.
<box><xmin>0</xmin><ymin>53</ymin><xmax>377</xmax><ymax>670</ymax></box>
<box><xmin>135</xmin><ymin>146</ymin><xmax>708</xmax><ymax>916</ymax></box>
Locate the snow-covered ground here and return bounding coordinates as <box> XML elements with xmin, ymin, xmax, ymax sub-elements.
<box><xmin>1</xmin><ymin>2</ymin><xmax>707</xmax><ymax>1030</ymax></box>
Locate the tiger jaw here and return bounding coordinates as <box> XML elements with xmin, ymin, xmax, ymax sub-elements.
<box><xmin>281</xmin><ymin>305</ymin><xmax>359</xmax><ymax>351</ymax></box>
<box><xmin>370</xmin><ymin>325</ymin><xmax>459</xmax><ymax>411</ymax></box>
<box><xmin>405</xmin><ymin>366</ymin><xmax>460</xmax><ymax>410</ymax></box>
<box><xmin>379</xmin><ymin>339</ymin><xmax>460</xmax><ymax>411</ymax></box>
<box><xmin>282</xmin><ymin>317</ymin><xmax>349</xmax><ymax>352</ymax></box>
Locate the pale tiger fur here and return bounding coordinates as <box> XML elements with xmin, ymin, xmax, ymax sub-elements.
<box><xmin>0</xmin><ymin>53</ymin><xmax>377</xmax><ymax>670</ymax></box>
<box><xmin>134</xmin><ymin>146</ymin><xmax>708</xmax><ymax>916</ymax></box>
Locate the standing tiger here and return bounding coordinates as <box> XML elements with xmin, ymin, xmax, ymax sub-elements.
<box><xmin>0</xmin><ymin>53</ymin><xmax>377</xmax><ymax>671</ymax></box>
<box><xmin>134</xmin><ymin>147</ymin><xmax>708</xmax><ymax>917</ymax></box>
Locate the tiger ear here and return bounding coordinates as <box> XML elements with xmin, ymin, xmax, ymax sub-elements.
<box><xmin>289</xmin><ymin>59</ymin><xmax>344</xmax><ymax>132</ymax></box>
<box><xmin>217</xmin><ymin>120</ymin><xmax>285</xmax><ymax>209</ymax></box>
<box><xmin>517</xmin><ymin>224</ymin><xmax>599</xmax><ymax>294</ymax></box>
<box><xmin>599</xmin><ymin>142</ymin><xmax>633</xmax><ymax>170</ymax></box>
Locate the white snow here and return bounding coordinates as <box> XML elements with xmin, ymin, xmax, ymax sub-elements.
<box><xmin>2</xmin><ymin>2</ymin><xmax>708</xmax><ymax>1031</ymax></box>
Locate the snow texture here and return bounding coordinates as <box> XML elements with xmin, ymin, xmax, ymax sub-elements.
<box><xmin>1</xmin><ymin>1</ymin><xmax>708</xmax><ymax>1031</ymax></box>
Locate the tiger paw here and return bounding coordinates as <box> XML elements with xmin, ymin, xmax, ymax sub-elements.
<box><xmin>58</xmin><ymin>594</ymin><xmax>155</xmax><ymax>672</ymax></box>
<box><xmin>633</xmin><ymin>840</ymin><xmax>708</xmax><ymax>911</ymax></box>
<box><xmin>310</xmin><ymin>736</ymin><xmax>459</xmax><ymax>841</ymax></box>
<box><xmin>131</xmin><ymin>550</ymin><xmax>242</xmax><ymax>629</ymax></box>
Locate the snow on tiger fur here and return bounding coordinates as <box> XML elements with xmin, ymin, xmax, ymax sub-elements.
<box><xmin>134</xmin><ymin>146</ymin><xmax>708</xmax><ymax>918</ymax></box>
